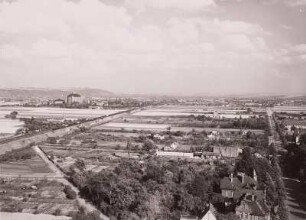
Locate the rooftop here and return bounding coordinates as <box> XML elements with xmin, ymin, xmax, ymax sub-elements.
<box><xmin>67</xmin><ymin>93</ymin><xmax>81</xmax><ymax>97</ymax></box>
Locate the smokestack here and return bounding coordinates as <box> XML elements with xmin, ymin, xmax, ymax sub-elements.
<box><xmin>230</xmin><ymin>173</ymin><xmax>234</xmax><ymax>182</ymax></box>
<box><xmin>253</xmin><ymin>169</ymin><xmax>257</xmax><ymax>182</ymax></box>
<box><xmin>241</xmin><ymin>173</ymin><xmax>245</xmax><ymax>184</ymax></box>
<box><xmin>252</xmin><ymin>194</ymin><xmax>255</xmax><ymax>201</ymax></box>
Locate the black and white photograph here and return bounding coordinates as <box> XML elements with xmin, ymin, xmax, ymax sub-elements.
<box><xmin>0</xmin><ymin>0</ymin><xmax>305</xmax><ymax>220</ymax></box>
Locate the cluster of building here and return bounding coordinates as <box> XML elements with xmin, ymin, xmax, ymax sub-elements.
<box><xmin>279</xmin><ymin>118</ymin><xmax>306</xmax><ymax>145</ymax></box>
<box><xmin>157</xmin><ymin>142</ymin><xmax>241</xmax><ymax>161</ymax></box>
<box><xmin>53</xmin><ymin>93</ymin><xmax>84</xmax><ymax>107</ymax></box>
<box><xmin>178</xmin><ymin>170</ymin><xmax>271</xmax><ymax>220</ymax></box>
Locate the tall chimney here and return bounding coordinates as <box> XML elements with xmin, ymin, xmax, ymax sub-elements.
<box><xmin>230</xmin><ymin>173</ymin><xmax>234</xmax><ymax>182</ymax></box>
<box><xmin>241</xmin><ymin>173</ymin><xmax>245</xmax><ymax>184</ymax></box>
<box><xmin>253</xmin><ymin>169</ymin><xmax>257</xmax><ymax>182</ymax></box>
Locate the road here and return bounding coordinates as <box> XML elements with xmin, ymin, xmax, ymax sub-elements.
<box><xmin>0</xmin><ymin>107</ymin><xmax>144</xmax><ymax>219</ymax></box>
<box><xmin>266</xmin><ymin>108</ymin><xmax>306</xmax><ymax>220</ymax></box>
<box><xmin>0</xmin><ymin>108</ymin><xmax>141</xmax><ymax>155</ymax></box>
<box><xmin>283</xmin><ymin>177</ymin><xmax>306</xmax><ymax>220</ymax></box>
<box><xmin>266</xmin><ymin>108</ymin><xmax>285</xmax><ymax>152</ymax></box>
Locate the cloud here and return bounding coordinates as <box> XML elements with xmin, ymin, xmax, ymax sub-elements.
<box><xmin>280</xmin><ymin>24</ymin><xmax>292</xmax><ymax>30</ymax></box>
<box><xmin>1</xmin><ymin>0</ymin><xmax>302</xmax><ymax>94</ymax></box>
<box><xmin>222</xmin><ymin>0</ymin><xmax>306</xmax><ymax>7</ymax></box>
<box><xmin>283</xmin><ymin>0</ymin><xmax>306</xmax><ymax>7</ymax></box>
<box><xmin>0</xmin><ymin>44</ymin><xmax>23</xmax><ymax>60</ymax></box>
<box><xmin>275</xmin><ymin>44</ymin><xmax>306</xmax><ymax>59</ymax></box>
<box><xmin>125</xmin><ymin>0</ymin><xmax>217</xmax><ymax>12</ymax></box>
<box><xmin>210</xmin><ymin>19</ymin><xmax>267</xmax><ymax>36</ymax></box>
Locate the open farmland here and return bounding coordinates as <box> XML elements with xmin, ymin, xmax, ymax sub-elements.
<box><xmin>132</xmin><ymin>107</ymin><xmax>253</xmax><ymax>118</ymax></box>
<box><xmin>272</xmin><ymin>105</ymin><xmax>306</xmax><ymax>113</ymax></box>
<box><xmin>95</xmin><ymin>121</ymin><xmax>264</xmax><ymax>134</ymax></box>
<box><xmin>0</xmin><ymin>107</ymin><xmax>125</xmax><ymax>120</ymax></box>
<box><xmin>0</xmin><ymin>118</ymin><xmax>24</xmax><ymax>134</ymax></box>
<box><xmin>170</xmin><ymin>126</ymin><xmax>264</xmax><ymax>134</ymax></box>
<box><xmin>98</xmin><ymin>122</ymin><xmax>171</xmax><ymax>131</ymax></box>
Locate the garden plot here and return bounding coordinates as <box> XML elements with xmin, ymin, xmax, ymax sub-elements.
<box><xmin>0</xmin><ymin>179</ymin><xmax>77</xmax><ymax>216</ymax></box>
<box><xmin>41</xmin><ymin>145</ymin><xmax>124</xmax><ymax>172</ymax></box>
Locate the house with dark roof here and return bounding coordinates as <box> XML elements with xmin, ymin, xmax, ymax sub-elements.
<box><xmin>213</xmin><ymin>146</ymin><xmax>242</xmax><ymax>158</ymax></box>
<box><xmin>220</xmin><ymin>170</ymin><xmax>270</xmax><ymax>219</ymax></box>
<box><xmin>236</xmin><ymin>195</ymin><xmax>270</xmax><ymax>220</ymax></box>
<box><xmin>220</xmin><ymin>171</ymin><xmax>265</xmax><ymax>206</ymax></box>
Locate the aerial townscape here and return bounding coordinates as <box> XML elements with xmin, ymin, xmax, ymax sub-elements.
<box><xmin>0</xmin><ymin>89</ymin><xmax>306</xmax><ymax>220</ymax></box>
<box><xmin>0</xmin><ymin>0</ymin><xmax>306</xmax><ymax>220</ymax></box>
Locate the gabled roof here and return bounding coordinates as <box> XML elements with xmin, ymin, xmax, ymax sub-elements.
<box><xmin>220</xmin><ymin>175</ymin><xmax>257</xmax><ymax>190</ymax></box>
<box><xmin>54</xmin><ymin>99</ymin><xmax>65</xmax><ymax>102</ymax></box>
<box><xmin>67</xmin><ymin>93</ymin><xmax>81</xmax><ymax>97</ymax></box>
<box><xmin>180</xmin><ymin>204</ymin><xmax>217</xmax><ymax>220</ymax></box>
<box><xmin>236</xmin><ymin>200</ymin><xmax>270</xmax><ymax>217</ymax></box>
<box><xmin>220</xmin><ymin>177</ymin><xmax>242</xmax><ymax>190</ymax></box>
<box><xmin>234</xmin><ymin>189</ymin><xmax>265</xmax><ymax>201</ymax></box>
<box><xmin>180</xmin><ymin>215</ymin><xmax>198</xmax><ymax>220</ymax></box>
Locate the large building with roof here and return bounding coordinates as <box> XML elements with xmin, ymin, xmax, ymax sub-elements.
<box><xmin>67</xmin><ymin>93</ymin><xmax>83</xmax><ymax>106</ymax></box>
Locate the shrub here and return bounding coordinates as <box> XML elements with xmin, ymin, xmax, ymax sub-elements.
<box><xmin>64</xmin><ymin>185</ymin><xmax>77</xmax><ymax>199</ymax></box>
<box><xmin>54</xmin><ymin>208</ymin><xmax>62</xmax><ymax>216</ymax></box>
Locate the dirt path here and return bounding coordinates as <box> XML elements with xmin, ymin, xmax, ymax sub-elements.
<box><xmin>33</xmin><ymin>146</ymin><xmax>109</xmax><ymax>220</ymax></box>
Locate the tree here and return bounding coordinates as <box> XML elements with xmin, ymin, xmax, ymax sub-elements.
<box><xmin>143</xmin><ymin>140</ymin><xmax>156</xmax><ymax>151</ymax></box>
<box><xmin>74</xmin><ymin>158</ymin><xmax>86</xmax><ymax>172</ymax></box>
<box><xmin>64</xmin><ymin>185</ymin><xmax>77</xmax><ymax>199</ymax></box>
<box><xmin>235</xmin><ymin>147</ymin><xmax>254</xmax><ymax>176</ymax></box>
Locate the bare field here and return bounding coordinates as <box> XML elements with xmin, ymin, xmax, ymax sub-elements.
<box><xmin>0</xmin><ymin>107</ymin><xmax>124</xmax><ymax>120</ymax></box>
<box><xmin>0</xmin><ymin>156</ymin><xmax>53</xmax><ymax>176</ymax></box>
<box><xmin>132</xmin><ymin>108</ymin><xmax>252</xmax><ymax>118</ymax></box>
<box><xmin>98</xmin><ymin>122</ymin><xmax>171</xmax><ymax>131</ymax></box>
<box><xmin>171</xmin><ymin>126</ymin><xmax>264</xmax><ymax>134</ymax></box>
<box><xmin>0</xmin><ymin>212</ymin><xmax>71</xmax><ymax>220</ymax></box>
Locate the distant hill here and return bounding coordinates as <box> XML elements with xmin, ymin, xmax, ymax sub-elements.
<box><xmin>0</xmin><ymin>88</ymin><xmax>113</xmax><ymax>100</ymax></box>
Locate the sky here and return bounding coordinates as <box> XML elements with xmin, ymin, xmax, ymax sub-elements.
<box><xmin>0</xmin><ymin>0</ymin><xmax>305</xmax><ymax>95</ymax></box>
